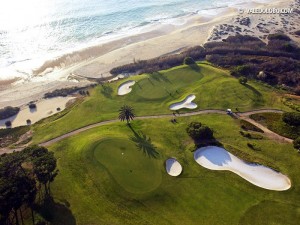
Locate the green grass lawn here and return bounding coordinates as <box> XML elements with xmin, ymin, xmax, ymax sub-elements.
<box><xmin>47</xmin><ymin>114</ymin><xmax>300</xmax><ymax>225</ymax></box>
<box><xmin>250</xmin><ymin>112</ymin><xmax>300</xmax><ymax>140</ymax></box>
<box><xmin>32</xmin><ymin>63</ymin><xmax>289</xmax><ymax>143</ymax></box>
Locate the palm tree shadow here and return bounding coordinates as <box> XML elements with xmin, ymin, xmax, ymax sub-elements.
<box><xmin>128</xmin><ymin>125</ymin><xmax>159</xmax><ymax>159</ymax></box>
<box><xmin>243</xmin><ymin>83</ymin><xmax>262</xmax><ymax>96</ymax></box>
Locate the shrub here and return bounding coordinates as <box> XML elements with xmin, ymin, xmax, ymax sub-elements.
<box><xmin>293</xmin><ymin>137</ymin><xmax>300</xmax><ymax>150</ymax></box>
<box><xmin>5</xmin><ymin>121</ymin><xmax>12</xmax><ymax>127</ymax></box>
<box><xmin>267</xmin><ymin>33</ymin><xmax>291</xmax><ymax>41</ymax></box>
<box><xmin>29</xmin><ymin>103</ymin><xmax>37</xmax><ymax>109</ymax></box>
<box><xmin>184</xmin><ymin>57</ymin><xmax>195</xmax><ymax>65</ymax></box>
<box><xmin>239</xmin><ymin>76</ymin><xmax>248</xmax><ymax>84</ymax></box>
<box><xmin>186</xmin><ymin>122</ymin><xmax>214</xmax><ymax>141</ymax></box>
<box><xmin>282</xmin><ymin>112</ymin><xmax>300</xmax><ymax>126</ymax></box>
<box><xmin>0</xmin><ymin>106</ymin><xmax>20</xmax><ymax>120</ymax></box>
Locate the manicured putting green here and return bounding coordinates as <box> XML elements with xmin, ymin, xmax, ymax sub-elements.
<box><xmin>93</xmin><ymin>138</ymin><xmax>162</xmax><ymax>194</ymax></box>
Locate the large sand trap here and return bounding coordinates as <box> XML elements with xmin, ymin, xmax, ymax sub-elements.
<box><xmin>0</xmin><ymin>97</ymin><xmax>75</xmax><ymax>128</ymax></box>
<box><xmin>170</xmin><ymin>94</ymin><xmax>197</xmax><ymax>110</ymax></box>
<box><xmin>117</xmin><ymin>80</ymin><xmax>136</xmax><ymax>96</ymax></box>
<box><xmin>166</xmin><ymin>158</ymin><xmax>182</xmax><ymax>177</ymax></box>
<box><xmin>194</xmin><ymin>146</ymin><xmax>291</xmax><ymax>191</ymax></box>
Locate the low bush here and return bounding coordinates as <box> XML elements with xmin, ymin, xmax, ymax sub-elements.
<box><xmin>0</xmin><ymin>106</ymin><xmax>20</xmax><ymax>120</ymax></box>
<box><xmin>267</xmin><ymin>33</ymin><xmax>291</xmax><ymax>41</ymax></box>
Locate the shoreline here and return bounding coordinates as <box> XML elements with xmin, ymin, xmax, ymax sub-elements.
<box><xmin>0</xmin><ymin>0</ymin><xmax>297</xmax><ymax>109</ymax></box>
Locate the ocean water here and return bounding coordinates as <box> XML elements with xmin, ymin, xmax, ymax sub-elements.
<box><xmin>0</xmin><ymin>0</ymin><xmax>266</xmax><ymax>80</ymax></box>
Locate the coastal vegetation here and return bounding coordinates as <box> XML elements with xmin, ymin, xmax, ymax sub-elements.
<box><xmin>0</xmin><ymin>106</ymin><xmax>20</xmax><ymax>120</ymax></box>
<box><xmin>109</xmin><ymin>34</ymin><xmax>300</xmax><ymax>95</ymax></box>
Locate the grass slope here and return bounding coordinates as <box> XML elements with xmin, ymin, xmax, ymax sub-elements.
<box><xmin>47</xmin><ymin>114</ymin><xmax>300</xmax><ymax>225</ymax></box>
<box><xmin>32</xmin><ymin>63</ymin><xmax>288</xmax><ymax>143</ymax></box>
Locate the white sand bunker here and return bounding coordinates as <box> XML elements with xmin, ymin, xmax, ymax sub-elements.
<box><xmin>170</xmin><ymin>94</ymin><xmax>197</xmax><ymax>110</ymax></box>
<box><xmin>166</xmin><ymin>158</ymin><xmax>182</xmax><ymax>176</ymax></box>
<box><xmin>194</xmin><ymin>146</ymin><xmax>291</xmax><ymax>191</ymax></box>
<box><xmin>117</xmin><ymin>80</ymin><xmax>136</xmax><ymax>96</ymax></box>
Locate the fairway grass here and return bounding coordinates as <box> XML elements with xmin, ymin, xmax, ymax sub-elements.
<box><xmin>48</xmin><ymin>114</ymin><xmax>300</xmax><ymax>225</ymax></box>
<box><xmin>32</xmin><ymin>63</ymin><xmax>289</xmax><ymax>143</ymax></box>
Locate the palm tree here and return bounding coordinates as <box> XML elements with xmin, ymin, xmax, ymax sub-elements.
<box><xmin>118</xmin><ymin>105</ymin><xmax>135</xmax><ymax>124</ymax></box>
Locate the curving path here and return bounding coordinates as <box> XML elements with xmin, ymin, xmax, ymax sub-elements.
<box><xmin>41</xmin><ymin>109</ymin><xmax>292</xmax><ymax>147</ymax></box>
<box><xmin>0</xmin><ymin>109</ymin><xmax>292</xmax><ymax>154</ymax></box>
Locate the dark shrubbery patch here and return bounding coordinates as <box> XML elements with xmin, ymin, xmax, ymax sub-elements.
<box><xmin>29</xmin><ymin>103</ymin><xmax>37</xmax><ymax>109</ymax></box>
<box><xmin>184</xmin><ymin>57</ymin><xmax>195</xmax><ymax>65</ymax></box>
<box><xmin>240</xmin><ymin>119</ymin><xmax>264</xmax><ymax>133</ymax></box>
<box><xmin>44</xmin><ymin>86</ymin><xmax>88</xmax><ymax>98</ymax></box>
<box><xmin>110</xmin><ymin>46</ymin><xmax>205</xmax><ymax>75</ymax></box>
<box><xmin>250</xmin><ymin>112</ymin><xmax>300</xmax><ymax>139</ymax></box>
<box><xmin>0</xmin><ymin>106</ymin><xmax>20</xmax><ymax>120</ymax></box>
<box><xmin>267</xmin><ymin>33</ymin><xmax>291</xmax><ymax>41</ymax></box>
<box><xmin>0</xmin><ymin>126</ymin><xmax>30</xmax><ymax>146</ymax></box>
<box><xmin>5</xmin><ymin>121</ymin><xmax>11</xmax><ymax>127</ymax></box>
<box><xmin>293</xmin><ymin>137</ymin><xmax>300</xmax><ymax>150</ymax></box>
<box><xmin>282</xmin><ymin>112</ymin><xmax>300</xmax><ymax>126</ymax></box>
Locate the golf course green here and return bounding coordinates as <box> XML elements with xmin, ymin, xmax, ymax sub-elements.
<box><xmin>48</xmin><ymin>115</ymin><xmax>300</xmax><ymax>225</ymax></box>
<box><xmin>32</xmin><ymin>63</ymin><xmax>289</xmax><ymax>144</ymax></box>
<box><xmin>28</xmin><ymin>62</ymin><xmax>300</xmax><ymax>225</ymax></box>
<box><xmin>93</xmin><ymin>138</ymin><xmax>162</xmax><ymax>194</ymax></box>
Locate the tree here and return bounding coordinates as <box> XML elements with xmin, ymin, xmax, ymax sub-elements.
<box><xmin>184</xmin><ymin>57</ymin><xmax>195</xmax><ymax>65</ymax></box>
<box><xmin>293</xmin><ymin>137</ymin><xmax>300</xmax><ymax>150</ymax></box>
<box><xmin>118</xmin><ymin>105</ymin><xmax>135</xmax><ymax>124</ymax></box>
<box><xmin>239</xmin><ymin>76</ymin><xmax>248</xmax><ymax>85</ymax></box>
<box><xmin>0</xmin><ymin>152</ymin><xmax>37</xmax><ymax>225</ymax></box>
<box><xmin>31</xmin><ymin>149</ymin><xmax>58</xmax><ymax>196</ymax></box>
<box><xmin>186</xmin><ymin>122</ymin><xmax>214</xmax><ymax>141</ymax></box>
<box><xmin>282</xmin><ymin>112</ymin><xmax>300</xmax><ymax>127</ymax></box>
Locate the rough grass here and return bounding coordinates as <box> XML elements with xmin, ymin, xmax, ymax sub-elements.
<box><xmin>250</xmin><ymin>113</ymin><xmax>300</xmax><ymax>139</ymax></box>
<box><xmin>32</xmin><ymin>63</ymin><xmax>289</xmax><ymax>144</ymax></box>
<box><xmin>0</xmin><ymin>126</ymin><xmax>30</xmax><ymax>148</ymax></box>
<box><xmin>47</xmin><ymin>114</ymin><xmax>300</xmax><ymax>225</ymax></box>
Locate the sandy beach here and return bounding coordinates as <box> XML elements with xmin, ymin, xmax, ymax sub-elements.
<box><xmin>0</xmin><ymin>0</ymin><xmax>297</xmax><ymax>109</ymax></box>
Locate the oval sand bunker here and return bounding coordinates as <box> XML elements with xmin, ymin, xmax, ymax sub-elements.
<box><xmin>194</xmin><ymin>146</ymin><xmax>291</xmax><ymax>191</ymax></box>
<box><xmin>170</xmin><ymin>94</ymin><xmax>197</xmax><ymax>110</ymax></box>
<box><xmin>118</xmin><ymin>80</ymin><xmax>136</xmax><ymax>95</ymax></box>
<box><xmin>166</xmin><ymin>158</ymin><xmax>182</xmax><ymax>176</ymax></box>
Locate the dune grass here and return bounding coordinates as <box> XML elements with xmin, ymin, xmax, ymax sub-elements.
<box><xmin>47</xmin><ymin>114</ymin><xmax>300</xmax><ymax>225</ymax></box>
<box><xmin>32</xmin><ymin>63</ymin><xmax>289</xmax><ymax>144</ymax></box>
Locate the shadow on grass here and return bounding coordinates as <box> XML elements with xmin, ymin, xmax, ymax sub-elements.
<box><xmin>243</xmin><ymin>83</ymin><xmax>262</xmax><ymax>96</ymax></box>
<box><xmin>189</xmin><ymin>64</ymin><xmax>200</xmax><ymax>72</ymax></box>
<box><xmin>193</xmin><ymin>138</ymin><xmax>223</xmax><ymax>149</ymax></box>
<box><xmin>149</xmin><ymin>72</ymin><xmax>172</xmax><ymax>84</ymax></box>
<box><xmin>128</xmin><ymin>125</ymin><xmax>159</xmax><ymax>159</ymax></box>
<box><xmin>34</xmin><ymin>196</ymin><xmax>76</xmax><ymax>225</ymax></box>
<box><xmin>101</xmin><ymin>84</ymin><xmax>113</xmax><ymax>98</ymax></box>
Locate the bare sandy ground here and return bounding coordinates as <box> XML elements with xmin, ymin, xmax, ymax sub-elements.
<box><xmin>0</xmin><ymin>97</ymin><xmax>75</xmax><ymax>128</ymax></box>
<box><xmin>0</xmin><ymin>0</ymin><xmax>297</xmax><ymax>109</ymax></box>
